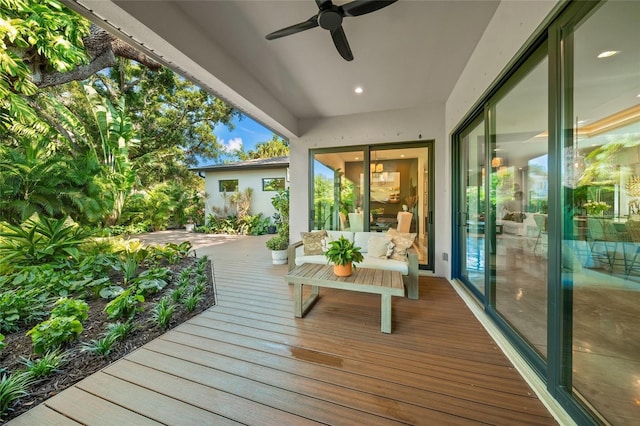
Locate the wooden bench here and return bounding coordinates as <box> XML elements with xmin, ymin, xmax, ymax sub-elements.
<box><xmin>284</xmin><ymin>263</ymin><xmax>404</xmax><ymax>333</ymax></box>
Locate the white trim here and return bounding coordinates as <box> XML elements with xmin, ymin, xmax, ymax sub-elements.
<box><xmin>448</xmin><ymin>279</ymin><xmax>577</xmax><ymax>426</ymax></box>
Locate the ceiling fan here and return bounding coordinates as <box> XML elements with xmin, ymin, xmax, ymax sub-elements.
<box><xmin>265</xmin><ymin>0</ymin><xmax>398</xmax><ymax>61</ymax></box>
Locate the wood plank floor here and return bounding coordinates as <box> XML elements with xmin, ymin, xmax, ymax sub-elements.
<box><xmin>9</xmin><ymin>234</ymin><xmax>557</xmax><ymax>425</ymax></box>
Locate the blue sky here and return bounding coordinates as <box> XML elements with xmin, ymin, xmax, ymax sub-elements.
<box><xmin>211</xmin><ymin>114</ymin><xmax>276</xmax><ymax>162</ymax></box>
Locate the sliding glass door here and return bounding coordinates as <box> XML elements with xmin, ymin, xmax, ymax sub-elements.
<box><xmin>311</xmin><ymin>143</ymin><xmax>433</xmax><ymax>269</ymax></box>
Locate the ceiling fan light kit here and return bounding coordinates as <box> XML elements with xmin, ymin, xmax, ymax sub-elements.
<box><xmin>265</xmin><ymin>0</ymin><xmax>398</xmax><ymax>61</ymax></box>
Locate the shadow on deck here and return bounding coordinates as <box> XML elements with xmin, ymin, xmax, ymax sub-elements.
<box><xmin>9</xmin><ymin>232</ymin><xmax>557</xmax><ymax>425</ymax></box>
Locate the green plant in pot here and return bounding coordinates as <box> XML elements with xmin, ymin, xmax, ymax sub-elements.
<box><xmin>266</xmin><ymin>235</ymin><xmax>289</xmax><ymax>265</ymax></box>
<box><xmin>324</xmin><ymin>235</ymin><xmax>364</xmax><ymax>277</ymax></box>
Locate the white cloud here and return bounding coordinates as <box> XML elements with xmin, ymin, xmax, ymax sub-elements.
<box><xmin>221</xmin><ymin>137</ymin><xmax>243</xmax><ymax>152</ymax></box>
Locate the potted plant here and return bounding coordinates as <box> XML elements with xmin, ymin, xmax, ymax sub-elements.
<box><xmin>266</xmin><ymin>189</ymin><xmax>290</xmax><ymax>264</ymax></box>
<box><xmin>265</xmin><ymin>235</ymin><xmax>289</xmax><ymax>264</ymax></box>
<box><xmin>324</xmin><ymin>235</ymin><xmax>364</xmax><ymax>277</ymax></box>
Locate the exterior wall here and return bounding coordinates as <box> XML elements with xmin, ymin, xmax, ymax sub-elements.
<box><xmin>290</xmin><ymin>105</ymin><xmax>447</xmax><ymax>275</ymax></box>
<box><xmin>445</xmin><ymin>1</ymin><xmax>558</xmax><ymax>131</ymax></box>
<box><xmin>203</xmin><ymin>168</ymin><xmax>288</xmax><ymax>220</ymax></box>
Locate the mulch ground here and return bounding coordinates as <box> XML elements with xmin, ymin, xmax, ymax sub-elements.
<box><xmin>0</xmin><ymin>256</ymin><xmax>216</xmax><ymax>423</ymax></box>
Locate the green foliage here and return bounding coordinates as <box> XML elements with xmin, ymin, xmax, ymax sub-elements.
<box><xmin>50</xmin><ymin>297</ymin><xmax>89</xmax><ymax>322</ymax></box>
<box><xmin>265</xmin><ymin>235</ymin><xmax>289</xmax><ymax>251</ymax></box>
<box><xmin>324</xmin><ymin>236</ymin><xmax>364</xmax><ymax>267</ymax></box>
<box><xmin>131</xmin><ymin>267</ymin><xmax>171</xmax><ymax>295</ymax></box>
<box><xmin>183</xmin><ymin>294</ymin><xmax>201</xmax><ymax>312</ymax></box>
<box><xmin>104</xmin><ymin>289</ymin><xmax>143</xmax><ymax>320</ymax></box>
<box><xmin>0</xmin><ymin>289</ymin><xmax>48</xmax><ymax>333</ymax></box>
<box><xmin>0</xmin><ymin>215</ymin><xmax>94</xmax><ymax>267</ymax></box>
<box><xmin>80</xmin><ymin>334</ymin><xmax>117</xmax><ymax>356</ymax></box>
<box><xmin>170</xmin><ymin>287</ymin><xmax>185</xmax><ymax>303</ymax></box>
<box><xmin>241</xmin><ymin>213</ymin><xmax>271</xmax><ymax>236</ymax></box>
<box><xmin>19</xmin><ymin>349</ymin><xmax>67</xmax><ymax>378</ymax></box>
<box><xmin>151</xmin><ymin>298</ymin><xmax>175</xmax><ymax>329</ymax></box>
<box><xmin>105</xmin><ymin>321</ymin><xmax>135</xmax><ymax>340</ymax></box>
<box><xmin>0</xmin><ymin>0</ymin><xmax>90</xmax><ymax>134</ymax></box>
<box><xmin>0</xmin><ymin>371</ymin><xmax>34</xmax><ymax>419</ymax></box>
<box><xmin>27</xmin><ymin>316</ymin><xmax>84</xmax><ymax>354</ymax></box>
<box><xmin>271</xmin><ymin>189</ymin><xmax>289</xmax><ymax>240</ymax></box>
<box><xmin>238</xmin><ymin>134</ymin><xmax>289</xmax><ymax>160</ymax></box>
<box><xmin>0</xmin><ymin>334</ymin><xmax>4</xmax><ymax>351</ymax></box>
<box><xmin>201</xmin><ymin>214</ymin><xmax>240</xmax><ymax>234</ymax></box>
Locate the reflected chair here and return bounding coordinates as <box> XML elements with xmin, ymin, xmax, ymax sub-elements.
<box><xmin>586</xmin><ymin>217</ymin><xmax>621</xmax><ymax>271</ymax></box>
<box><xmin>533</xmin><ymin>214</ymin><xmax>548</xmax><ymax>256</ymax></box>
<box><xmin>397</xmin><ymin>211</ymin><xmax>413</xmax><ymax>233</ymax></box>
<box><xmin>623</xmin><ymin>221</ymin><xmax>640</xmax><ymax>275</ymax></box>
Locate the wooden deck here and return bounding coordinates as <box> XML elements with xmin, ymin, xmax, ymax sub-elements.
<box><xmin>9</xmin><ymin>234</ymin><xmax>557</xmax><ymax>425</ymax></box>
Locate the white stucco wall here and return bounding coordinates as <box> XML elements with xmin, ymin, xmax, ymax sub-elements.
<box><xmin>290</xmin><ymin>105</ymin><xmax>448</xmax><ymax>274</ymax></box>
<box><xmin>203</xmin><ymin>168</ymin><xmax>288</xmax><ymax>221</ymax></box>
<box><xmin>289</xmin><ymin>1</ymin><xmax>560</xmax><ymax>279</ymax></box>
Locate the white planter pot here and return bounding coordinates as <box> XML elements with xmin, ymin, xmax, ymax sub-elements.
<box><xmin>185</xmin><ymin>223</ymin><xmax>195</xmax><ymax>232</ymax></box>
<box><xmin>271</xmin><ymin>249</ymin><xmax>288</xmax><ymax>265</ymax></box>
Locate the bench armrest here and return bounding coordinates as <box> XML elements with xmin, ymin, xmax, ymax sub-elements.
<box><xmin>287</xmin><ymin>240</ymin><xmax>304</xmax><ymax>271</ymax></box>
<box><xmin>405</xmin><ymin>248</ymin><xmax>419</xmax><ymax>300</ymax></box>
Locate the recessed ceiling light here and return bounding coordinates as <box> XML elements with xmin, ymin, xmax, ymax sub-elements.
<box><xmin>355</xmin><ymin>156</ymin><xmax>359</xmax><ymax>160</ymax></box>
<box><xmin>400</xmin><ymin>154</ymin><xmax>405</xmax><ymax>158</ymax></box>
<box><xmin>636</xmin><ymin>93</ymin><xmax>640</xmax><ymax>98</ymax></box>
<box><xmin>354</xmin><ymin>86</ymin><xmax>364</xmax><ymax>94</ymax></box>
<box><xmin>597</xmin><ymin>50</ymin><xmax>620</xmax><ymax>59</ymax></box>
<box><xmin>577</xmin><ymin>120</ymin><xmax>587</xmax><ymax>125</ymax></box>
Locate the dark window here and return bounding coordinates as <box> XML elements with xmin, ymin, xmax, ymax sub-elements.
<box><xmin>219</xmin><ymin>179</ymin><xmax>238</xmax><ymax>192</ymax></box>
<box><xmin>262</xmin><ymin>178</ymin><xmax>285</xmax><ymax>191</ymax></box>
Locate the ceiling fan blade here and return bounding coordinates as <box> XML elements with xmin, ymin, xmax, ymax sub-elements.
<box><xmin>331</xmin><ymin>27</ymin><xmax>353</xmax><ymax>61</ymax></box>
<box><xmin>341</xmin><ymin>0</ymin><xmax>398</xmax><ymax>17</ymax></box>
<box><xmin>265</xmin><ymin>16</ymin><xmax>319</xmax><ymax>40</ymax></box>
<box><xmin>315</xmin><ymin>0</ymin><xmax>332</xmax><ymax>9</ymax></box>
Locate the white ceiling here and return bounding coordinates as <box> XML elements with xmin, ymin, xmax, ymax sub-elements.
<box><xmin>71</xmin><ymin>0</ymin><xmax>500</xmax><ymax>137</ymax></box>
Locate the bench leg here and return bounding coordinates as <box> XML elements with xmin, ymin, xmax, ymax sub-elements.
<box><xmin>294</xmin><ymin>283</ymin><xmax>302</xmax><ymax>317</ymax></box>
<box><xmin>381</xmin><ymin>294</ymin><xmax>392</xmax><ymax>333</ymax></box>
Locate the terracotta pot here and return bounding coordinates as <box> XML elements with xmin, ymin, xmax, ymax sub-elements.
<box><xmin>333</xmin><ymin>263</ymin><xmax>353</xmax><ymax>277</ymax></box>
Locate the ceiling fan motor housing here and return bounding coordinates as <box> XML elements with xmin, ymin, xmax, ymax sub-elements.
<box><xmin>318</xmin><ymin>8</ymin><xmax>343</xmax><ymax>30</ymax></box>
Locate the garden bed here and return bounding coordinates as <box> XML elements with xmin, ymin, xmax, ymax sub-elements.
<box><xmin>0</xmin><ymin>256</ymin><xmax>215</xmax><ymax>423</ymax></box>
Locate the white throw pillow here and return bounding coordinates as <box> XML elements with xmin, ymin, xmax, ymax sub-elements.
<box><xmin>368</xmin><ymin>236</ymin><xmax>391</xmax><ymax>259</ymax></box>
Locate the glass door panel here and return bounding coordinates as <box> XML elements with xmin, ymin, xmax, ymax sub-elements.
<box><xmin>459</xmin><ymin>119</ymin><xmax>486</xmax><ymax>295</ymax></box>
<box><xmin>312</xmin><ymin>151</ymin><xmax>363</xmax><ymax>231</ymax></box>
<box><xmin>565</xmin><ymin>2</ymin><xmax>640</xmax><ymax>423</ymax></box>
<box><xmin>491</xmin><ymin>51</ymin><xmax>548</xmax><ymax>359</ymax></box>
<box><xmin>369</xmin><ymin>146</ymin><xmax>429</xmax><ymax>265</ymax></box>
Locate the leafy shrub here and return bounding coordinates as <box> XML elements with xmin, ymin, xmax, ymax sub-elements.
<box><xmin>170</xmin><ymin>287</ymin><xmax>185</xmax><ymax>303</ymax></box>
<box><xmin>50</xmin><ymin>298</ymin><xmax>89</xmax><ymax>321</ymax></box>
<box><xmin>20</xmin><ymin>349</ymin><xmax>67</xmax><ymax>378</ymax></box>
<box><xmin>0</xmin><ymin>372</ymin><xmax>34</xmax><ymax>418</ymax></box>
<box><xmin>27</xmin><ymin>316</ymin><xmax>84</xmax><ymax>354</ymax></box>
<box><xmin>151</xmin><ymin>298</ymin><xmax>175</xmax><ymax>329</ymax></box>
<box><xmin>132</xmin><ymin>267</ymin><xmax>171</xmax><ymax>295</ymax></box>
<box><xmin>0</xmin><ymin>289</ymin><xmax>49</xmax><ymax>333</ymax></box>
<box><xmin>0</xmin><ymin>215</ymin><xmax>94</xmax><ymax>268</ymax></box>
<box><xmin>104</xmin><ymin>289</ymin><xmax>144</xmax><ymax>320</ymax></box>
<box><xmin>0</xmin><ymin>334</ymin><xmax>4</xmax><ymax>351</ymax></box>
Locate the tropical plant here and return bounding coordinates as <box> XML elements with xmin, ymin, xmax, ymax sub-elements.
<box><xmin>265</xmin><ymin>235</ymin><xmax>289</xmax><ymax>251</ymax></box>
<box><xmin>50</xmin><ymin>298</ymin><xmax>89</xmax><ymax>322</ymax></box>
<box><xmin>0</xmin><ymin>215</ymin><xmax>94</xmax><ymax>267</ymax></box>
<box><xmin>131</xmin><ymin>268</ymin><xmax>171</xmax><ymax>295</ymax></box>
<box><xmin>104</xmin><ymin>289</ymin><xmax>144</xmax><ymax>320</ymax></box>
<box><xmin>0</xmin><ymin>334</ymin><xmax>4</xmax><ymax>351</ymax></box>
<box><xmin>81</xmin><ymin>334</ymin><xmax>117</xmax><ymax>356</ymax></box>
<box><xmin>324</xmin><ymin>236</ymin><xmax>364</xmax><ymax>267</ymax></box>
<box><xmin>27</xmin><ymin>316</ymin><xmax>84</xmax><ymax>354</ymax></box>
<box><xmin>20</xmin><ymin>349</ymin><xmax>67</xmax><ymax>378</ymax></box>
<box><xmin>151</xmin><ymin>298</ymin><xmax>175</xmax><ymax>329</ymax></box>
<box><xmin>0</xmin><ymin>289</ymin><xmax>49</xmax><ymax>333</ymax></box>
<box><xmin>0</xmin><ymin>372</ymin><xmax>34</xmax><ymax>419</ymax></box>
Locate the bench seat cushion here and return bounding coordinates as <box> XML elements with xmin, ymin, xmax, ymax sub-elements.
<box><xmin>295</xmin><ymin>254</ymin><xmax>409</xmax><ymax>275</ymax></box>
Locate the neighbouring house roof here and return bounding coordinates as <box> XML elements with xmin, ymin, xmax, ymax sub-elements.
<box><xmin>191</xmin><ymin>156</ymin><xmax>289</xmax><ymax>172</ymax></box>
